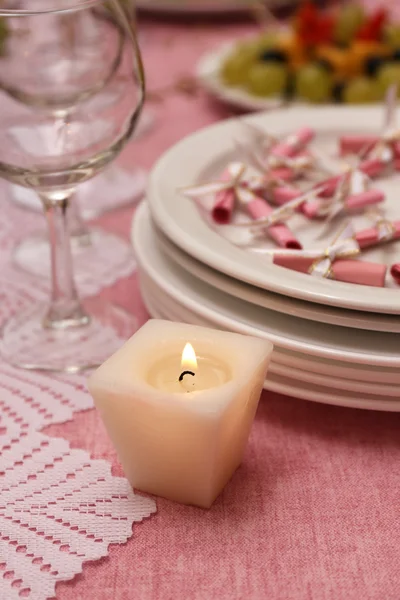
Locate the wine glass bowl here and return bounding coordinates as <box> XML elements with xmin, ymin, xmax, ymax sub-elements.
<box><xmin>0</xmin><ymin>0</ymin><xmax>126</xmax><ymax>110</ymax></box>
<box><xmin>0</xmin><ymin>0</ymin><xmax>144</xmax><ymax>372</ymax></box>
<box><xmin>0</xmin><ymin>3</ymin><xmax>143</xmax><ymax>192</ymax></box>
<box><xmin>0</xmin><ymin>80</ymin><xmax>141</xmax><ymax>192</ymax></box>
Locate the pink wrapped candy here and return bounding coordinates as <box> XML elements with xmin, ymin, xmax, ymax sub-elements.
<box><xmin>244</xmin><ymin>195</ymin><xmax>302</xmax><ymax>250</ymax></box>
<box><xmin>359</xmin><ymin>157</ymin><xmax>390</xmax><ymax>178</ymax></box>
<box><xmin>210</xmin><ymin>166</ymin><xmax>244</xmax><ymax>224</ymax></box>
<box><xmin>339</xmin><ymin>135</ymin><xmax>379</xmax><ymax>156</ymax></box>
<box><xmin>272</xmin><ymin>127</ymin><xmax>315</xmax><ymax>158</ymax></box>
<box><xmin>273</xmin><ymin>255</ymin><xmax>386</xmax><ymax>287</ymax></box>
<box><xmin>356</xmin><ymin>220</ymin><xmax>400</xmax><ymax>249</ymax></box>
<box><xmin>390</xmin><ymin>263</ymin><xmax>400</xmax><ymax>284</ymax></box>
<box><xmin>212</xmin><ymin>188</ymin><xmax>235</xmax><ymax>224</ymax></box>
<box><xmin>301</xmin><ymin>189</ymin><xmax>384</xmax><ymax>219</ymax></box>
<box><xmin>268</xmin><ymin>167</ymin><xmax>295</xmax><ymax>182</ymax></box>
<box><xmin>272</xmin><ymin>186</ymin><xmax>299</xmax><ymax>206</ymax></box>
<box><xmin>316</xmin><ymin>160</ymin><xmax>385</xmax><ymax>199</ymax></box>
<box><xmin>182</xmin><ymin>163</ymin><xmax>247</xmax><ymax>225</ymax></box>
<box><xmin>188</xmin><ymin>163</ymin><xmax>303</xmax><ymax>249</ymax></box>
<box><xmin>271</xmin><ymin>222</ymin><xmax>386</xmax><ymax>287</ymax></box>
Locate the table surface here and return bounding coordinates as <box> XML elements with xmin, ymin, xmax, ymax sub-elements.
<box><xmin>41</xmin><ymin>14</ymin><xmax>400</xmax><ymax>600</ymax></box>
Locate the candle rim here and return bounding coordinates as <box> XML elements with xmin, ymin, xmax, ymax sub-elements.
<box><xmin>89</xmin><ymin>319</ymin><xmax>274</xmax><ymax>411</ymax></box>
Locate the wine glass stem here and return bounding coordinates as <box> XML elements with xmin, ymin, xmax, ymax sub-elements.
<box><xmin>40</xmin><ymin>193</ymin><xmax>90</xmax><ymax>330</ymax></box>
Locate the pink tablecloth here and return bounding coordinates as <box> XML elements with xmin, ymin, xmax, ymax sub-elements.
<box><xmin>47</xmin><ymin>16</ymin><xmax>400</xmax><ymax>600</ymax></box>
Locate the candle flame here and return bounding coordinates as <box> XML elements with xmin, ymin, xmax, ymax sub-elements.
<box><xmin>181</xmin><ymin>342</ymin><xmax>197</xmax><ymax>371</ymax></box>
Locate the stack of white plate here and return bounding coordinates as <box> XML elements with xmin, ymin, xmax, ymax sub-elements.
<box><xmin>132</xmin><ymin>105</ymin><xmax>400</xmax><ymax>411</ymax></box>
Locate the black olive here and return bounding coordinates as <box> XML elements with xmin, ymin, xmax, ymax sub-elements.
<box><xmin>316</xmin><ymin>58</ymin><xmax>334</xmax><ymax>73</ymax></box>
<box><xmin>332</xmin><ymin>82</ymin><xmax>345</xmax><ymax>103</ymax></box>
<box><xmin>364</xmin><ymin>55</ymin><xmax>387</xmax><ymax>77</ymax></box>
<box><xmin>259</xmin><ymin>49</ymin><xmax>288</xmax><ymax>63</ymax></box>
<box><xmin>284</xmin><ymin>74</ymin><xmax>295</xmax><ymax>99</ymax></box>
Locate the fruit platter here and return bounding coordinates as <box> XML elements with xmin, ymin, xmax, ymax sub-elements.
<box><xmin>198</xmin><ymin>2</ymin><xmax>400</xmax><ymax>108</ymax></box>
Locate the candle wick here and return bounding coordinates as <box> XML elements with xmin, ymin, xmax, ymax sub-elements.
<box><xmin>179</xmin><ymin>370</ymin><xmax>195</xmax><ymax>382</ymax></box>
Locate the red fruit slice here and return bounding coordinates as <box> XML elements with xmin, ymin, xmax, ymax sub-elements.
<box><xmin>356</xmin><ymin>8</ymin><xmax>387</xmax><ymax>42</ymax></box>
<box><xmin>295</xmin><ymin>1</ymin><xmax>335</xmax><ymax>46</ymax></box>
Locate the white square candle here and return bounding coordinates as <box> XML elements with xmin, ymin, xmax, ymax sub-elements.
<box><xmin>89</xmin><ymin>320</ymin><xmax>273</xmax><ymax>508</ymax></box>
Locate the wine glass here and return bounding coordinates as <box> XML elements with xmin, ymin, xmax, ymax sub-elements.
<box><xmin>1</xmin><ymin>0</ymin><xmax>148</xmax><ymax>287</ymax></box>
<box><xmin>0</xmin><ymin>0</ymin><xmax>145</xmax><ymax>372</ymax></box>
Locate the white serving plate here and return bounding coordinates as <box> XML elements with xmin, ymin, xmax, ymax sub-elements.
<box><xmin>143</xmin><ymin>275</ymin><xmax>400</xmax><ymax>384</ymax></box>
<box><xmin>143</xmin><ymin>282</ymin><xmax>400</xmax><ymax>385</ymax></box>
<box><xmin>135</xmin><ymin>206</ymin><xmax>400</xmax><ymax>384</ymax></box>
<box><xmin>262</xmin><ymin>374</ymin><xmax>400</xmax><ymax>412</ymax></box>
<box><xmin>133</xmin><ymin>202</ymin><xmax>400</xmax><ymax>367</ymax></box>
<box><xmin>147</xmin><ymin>105</ymin><xmax>400</xmax><ymax>314</ymax></box>
<box><xmin>154</xmin><ymin>219</ymin><xmax>400</xmax><ymax>333</ymax></box>
<box><xmin>141</xmin><ymin>287</ymin><xmax>400</xmax><ymax>411</ymax></box>
<box><xmin>141</xmin><ymin>278</ymin><xmax>400</xmax><ymax>397</ymax></box>
<box><xmin>266</xmin><ymin>346</ymin><xmax>400</xmax><ymax>385</ymax></box>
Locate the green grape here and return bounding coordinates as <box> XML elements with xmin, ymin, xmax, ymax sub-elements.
<box><xmin>250</xmin><ymin>34</ymin><xmax>279</xmax><ymax>54</ymax></box>
<box><xmin>384</xmin><ymin>25</ymin><xmax>400</xmax><ymax>49</ymax></box>
<box><xmin>221</xmin><ymin>47</ymin><xmax>258</xmax><ymax>86</ymax></box>
<box><xmin>377</xmin><ymin>63</ymin><xmax>400</xmax><ymax>97</ymax></box>
<box><xmin>246</xmin><ymin>62</ymin><xmax>288</xmax><ymax>97</ymax></box>
<box><xmin>295</xmin><ymin>65</ymin><xmax>333</xmax><ymax>103</ymax></box>
<box><xmin>334</xmin><ymin>4</ymin><xmax>365</xmax><ymax>46</ymax></box>
<box><xmin>221</xmin><ymin>36</ymin><xmax>281</xmax><ymax>87</ymax></box>
<box><xmin>343</xmin><ymin>77</ymin><xmax>380</xmax><ymax>103</ymax></box>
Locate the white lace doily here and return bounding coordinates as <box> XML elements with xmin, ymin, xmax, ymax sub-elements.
<box><xmin>0</xmin><ymin>429</ymin><xmax>156</xmax><ymax>600</ymax></box>
<box><xmin>0</xmin><ymin>365</ymin><xmax>157</xmax><ymax>600</ymax></box>
<box><xmin>0</xmin><ymin>364</ymin><xmax>92</xmax><ymax>433</ymax></box>
<box><xmin>0</xmin><ymin>265</ymin><xmax>48</xmax><ymax>327</ymax></box>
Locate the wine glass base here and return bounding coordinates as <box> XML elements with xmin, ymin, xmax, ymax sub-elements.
<box><xmin>0</xmin><ymin>299</ymin><xmax>137</xmax><ymax>373</ymax></box>
<box><xmin>13</xmin><ymin>228</ymin><xmax>135</xmax><ymax>296</ymax></box>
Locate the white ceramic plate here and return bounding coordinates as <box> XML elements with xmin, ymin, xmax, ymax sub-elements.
<box><xmin>154</xmin><ymin>218</ymin><xmax>400</xmax><ymax>333</ymax></box>
<box><xmin>141</xmin><ymin>278</ymin><xmax>400</xmax><ymax>397</ymax></box>
<box><xmin>142</xmin><ymin>275</ymin><xmax>400</xmax><ymax>384</ymax></box>
<box><xmin>147</xmin><ymin>105</ymin><xmax>400</xmax><ymax>314</ymax></box>
<box><xmin>133</xmin><ymin>202</ymin><xmax>400</xmax><ymax>367</ymax></box>
<box><xmin>267</xmin><ymin>346</ymin><xmax>400</xmax><ymax>385</ymax></box>
<box><xmin>141</xmin><ymin>288</ymin><xmax>400</xmax><ymax>411</ymax></box>
<box><xmin>135</xmin><ymin>204</ymin><xmax>400</xmax><ymax>384</ymax></box>
<box><xmin>143</xmin><ymin>282</ymin><xmax>400</xmax><ymax>385</ymax></box>
<box><xmin>263</xmin><ymin>374</ymin><xmax>400</xmax><ymax>412</ymax></box>
<box><xmin>137</xmin><ymin>0</ymin><xmax>296</xmax><ymax>15</ymax></box>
